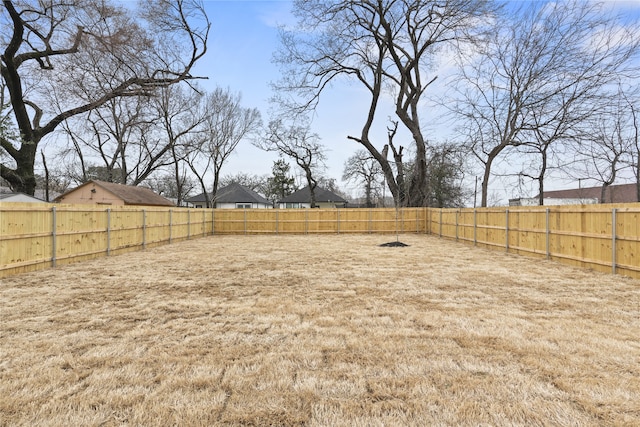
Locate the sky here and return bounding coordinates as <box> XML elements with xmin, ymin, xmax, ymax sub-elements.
<box><xmin>30</xmin><ymin>0</ymin><xmax>637</xmax><ymax>203</ymax></box>
<box><xmin>193</xmin><ymin>0</ymin><xmax>412</xmax><ymax>196</ymax></box>
<box><xmin>194</xmin><ymin>0</ymin><xmax>640</xmax><ymax>204</ymax></box>
<box><xmin>192</xmin><ymin>1</ymin><xmax>342</xmax><ymax>184</ymax></box>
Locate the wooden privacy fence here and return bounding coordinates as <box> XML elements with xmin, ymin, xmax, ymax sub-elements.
<box><xmin>0</xmin><ymin>204</ymin><xmax>425</xmax><ymax>277</ymax></box>
<box><xmin>427</xmin><ymin>204</ymin><xmax>640</xmax><ymax>279</ymax></box>
<box><xmin>211</xmin><ymin>207</ymin><xmax>424</xmax><ymax>235</ymax></box>
<box><xmin>0</xmin><ymin>204</ymin><xmax>214</xmax><ymax>277</ymax></box>
<box><xmin>2</xmin><ymin>202</ymin><xmax>639</xmax><ymax>279</ymax></box>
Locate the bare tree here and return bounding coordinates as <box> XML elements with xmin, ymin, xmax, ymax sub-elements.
<box><xmin>145</xmin><ymin>172</ymin><xmax>196</xmax><ymax>203</ymax></box>
<box><xmin>152</xmin><ymin>84</ymin><xmax>207</xmax><ymax>206</ymax></box>
<box><xmin>185</xmin><ymin>87</ymin><xmax>262</xmax><ymax>208</ymax></box>
<box><xmin>0</xmin><ymin>0</ymin><xmax>209</xmax><ymax>194</ymax></box>
<box><xmin>343</xmin><ymin>149</ymin><xmax>383</xmax><ymax>207</ymax></box>
<box><xmin>619</xmin><ymin>89</ymin><xmax>640</xmax><ymax>202</ymax></box>
<box><xmin>0</xmin><ymin>80</ymin><xmax>16</xmax><ymax>146</ymax></box>
<box><xmin>573</xmin><ymin>89</ymin><xmax>638</xmax><ymax>203</ymax></box>
<box><xmin>60</xmin><ymin>95</ymin><xmax>167</xmax><ymax>185</ymax></box>
<box><xmin>515</xmin><ymin>105</ymin><xmax>585</xmax><ymax>206</ymax></box>
<box><xmin>632</xmin><ymin>104</ymin><xmax>640</xmax><ymax>202</ymax></box>
<box><xmin>258</xmin><ymin>118</ymin><xmax>326</xmax><ymax>208</ymax></box>
<box><xmin>450</xmin><ymin>0</ymin><xmax>640</xmax><ymax>206</ymax></box>
<box><xmin>220</xmin><ymin>172</ymin><xmax>269</xmax><ymax>195</ymax></box>
<box><xmin>275</xmin><ymin>0</ymin><xmax>493</xmax><ymax>207</ymax></box>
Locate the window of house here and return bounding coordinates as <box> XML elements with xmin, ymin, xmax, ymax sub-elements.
<box><xmin>236</xmin><ymin>203</ymin><xmax>252</xmax><ymax>209</ymax></box>
<box><xmin>285</xmin><ymin>203</ymin><xmax>300</xmax><ymax>209</ymax></box>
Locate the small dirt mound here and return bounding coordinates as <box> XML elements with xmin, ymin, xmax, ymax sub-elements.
<box><xmin>379</xmin><ymin>241</ymin><xmax>410</xmax><ymax>247</ymax></box>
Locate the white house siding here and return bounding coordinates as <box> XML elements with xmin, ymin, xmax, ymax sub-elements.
<box><xmin>509</xmin><ymin>197</ymin><xmax>598</xmax><ymax>206</ymax></box>
<box><xmin>277</xmin><ymin>202</ymin><xmax>347</xmax><ymax>209</ymax></box>
<box><xmin>278</xmin><ymin>203</ymin><xmax>309</xmax><ymax>209</ymax></box>
<box><xmin>216</xmin><ymin>202</ymin><xmax>272</xmax><ymax>209</ymax></box>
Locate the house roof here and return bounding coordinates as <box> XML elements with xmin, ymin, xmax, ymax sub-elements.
<box><xmin>186</xmin><ymin>182</ymin><xmax>271</xmax><ymax>205</ymax></box>
<box><xmin>1</xmin><ymin>186</ymin><xmax>60</xmax><ymax>201</ymax></box>
<box><xmin>278</xmin><ymin>186</ymin><xmax>348</xmax><ymax>204</ymax></box>
<box><xmin>543</xmin><ymin>183</ymin><xmax>638</xmax><ymax>204</ymax></box>
<box><xmin>0</xmin><ymin>192</ymin><xmax>46</xmax><ymax>202</ymax></box>
<box><xmin>56</xmin><ymin>180</ymin><xmax>175</xmax><ymax>206</ymax></box>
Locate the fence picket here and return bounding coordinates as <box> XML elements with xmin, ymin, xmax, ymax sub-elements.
<box><xmin>1</xmin><ymin>204</ymin><xmax>639</xmax><ymax>279</ymax></box>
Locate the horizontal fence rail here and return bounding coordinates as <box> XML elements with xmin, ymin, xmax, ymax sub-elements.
<box><xmin>427</xmin><ymin>204</ymin><xmax>640</xmax><ymax>279</ymax></box>
<box><xmin>0</xmin><ymin>204</ymin><xmax>425</xmax><ymax>277</ymax></box>
<box><xmin>0</xmin><ymin>204</ymin><xmax>214</xmax><ymax>277</ymax></box>
<box><xmin>211</xmin><ymin>207</ymin><xmax>425</xmax><ymax>235</ymax></box>
<box><xmin>1</xmin><ymin>203</ymin><xmax>638</xmax><ymax>279</ymax></box>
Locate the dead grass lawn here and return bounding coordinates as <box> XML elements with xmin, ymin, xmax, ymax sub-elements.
<box><xmin>1</xmin><ymin>234</ymin><xmax>639</xmax><ymax>426</ymax></box>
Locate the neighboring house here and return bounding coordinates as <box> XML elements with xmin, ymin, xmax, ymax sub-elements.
<box><xmin>543</xmin><ymin>183</ymin><xmax>638</xmax><ymax>204</ymax></box>
<box><xmin>278</xmin><ymin>186</ymin><xmax>348</xmax><ymax>209</ymax></box>
<box><xmin>509</xmin><ymin>183</ymin><xmax>639</xmax><ymax>206</ymax></box>
<box><xmin>0</xmin><ymin>186</ymin><xmax>60</xmax><ymax>202</ymax></box>
<box><xmin>509</xmin><ymin>197</ymin><xmax>598</xmax><ymax>207</ymax></box>
<box><xmin>55</xmin><ymin>180</ymin><xmax>175</xmax><ymax>207</ymax></box>
<box><xmin>185</xmin><ymin>182</ymin><xmax>273</xmax><ymax>209</ymax></box>
<box><xmin>0</xmin><ymin>192</ymin><xmax>48</xmax><ymax>203</ymax></box>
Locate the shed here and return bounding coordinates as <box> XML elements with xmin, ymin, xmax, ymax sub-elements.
<box><xmin>54</xmin><ymin>180</ymin><xmax>175</xmax><ymax>206</ymax></box>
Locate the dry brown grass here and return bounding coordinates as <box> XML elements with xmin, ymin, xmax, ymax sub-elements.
<box><xmin>1</xmin><ymin>234</ymin><xmax>639</xmax><ymax>426</ymax></box>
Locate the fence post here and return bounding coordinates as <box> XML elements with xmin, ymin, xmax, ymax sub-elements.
<box><xmin>187</xmin><ymin>210</ymin><xmax>191</xmax><ymax>240</ymax></box>
<box><xmin>546</xmin><ymin>208</ymin><xmax>550</xmax><ymax>260</ymax></box>
<box><xmin>505</xmin><ymin>209</ymin><xmax>510</xmax><ymax>253</ymax></box>
<box><xmin>211</xmin><ymin>209</ymin><xmax>215</xmax><ymax>236</ymax></box>
<box><xmin>439</xmin><ymin>209</ymin><xmax>443</xmax><ymax>237</ymax></box>
<box><xmin>369</xmin><ymin>208</ymin><xmax>372</xmax><ymax>234</ymax></box>
<box><xmin>473</xmin><ymin>209</ymin><xmax>477</xmax><ymax>246</ymax></box>
<box><xmin>142</xmin><ymin>209</ymin><xmax>147</xmax><ymax>249</ymax></box>
<box><xmin>337</xmin><ymin>208</ymin><xmax>340</xmax><ymax>234</ymax></box>
<box><xmin>203</xmin><ymin>210</ymin><xmax>206</xmax><ymax>237</ymax></box>
<box><xmin>51</xmin><ymin>206</ymin><xmax>57</xmax><ymax>267</ymax></box>
<box><xmin>455</xmin><ymin>210</ymin><xmax>459</xmax><ymax>241</ymax></box>
<box><xmin>244</xmin><ymin>209</ymin><xmax>247</xmax><ymax>235</ymax></box>
<box><xmin>305</xmin><ymin>209</ymin><xmax>308</xmax><ymax>235</ymax></box>
<box><xmin>276</xmin><ymin>209</ymin><xmax>279</xmax><ymax>235</ymax></box>
<box><xmin>107</xmin><ymin>208</ymin><xmax>111</xmax><ymax>256</ymax></box>
<box><xmin>169</xmin><ymin>209</ymin><xmax>172</xmax><ymax>243</ymax></box>
<box><xmin>416</xmin><ymin>208</ymin><xmax>419</xmax><ymax>233</ymax></box>
<box><xmin>424</xmin><ymin>209</ymin><xmax>428</xmax><ymax>234</ymax></box>
<box><xmin>612</xmin><ymin>208</ymin><xmax>617</xmax><ymax>275</ymax></box>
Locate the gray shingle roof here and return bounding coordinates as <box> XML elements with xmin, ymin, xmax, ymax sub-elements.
<box><xmin>278</xmin><ymin>186</ymin><xmax>347</xmax><ymax>204</ymax></box>
<box><xmin>0</xmin><ymin>192</ymin><xmax>46</xmax><ymax>202</ymax></box>
<box><xmin>186</xmin><ymin>183</ymin><xmax>271</xmax><ymax>205</ymax></box>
